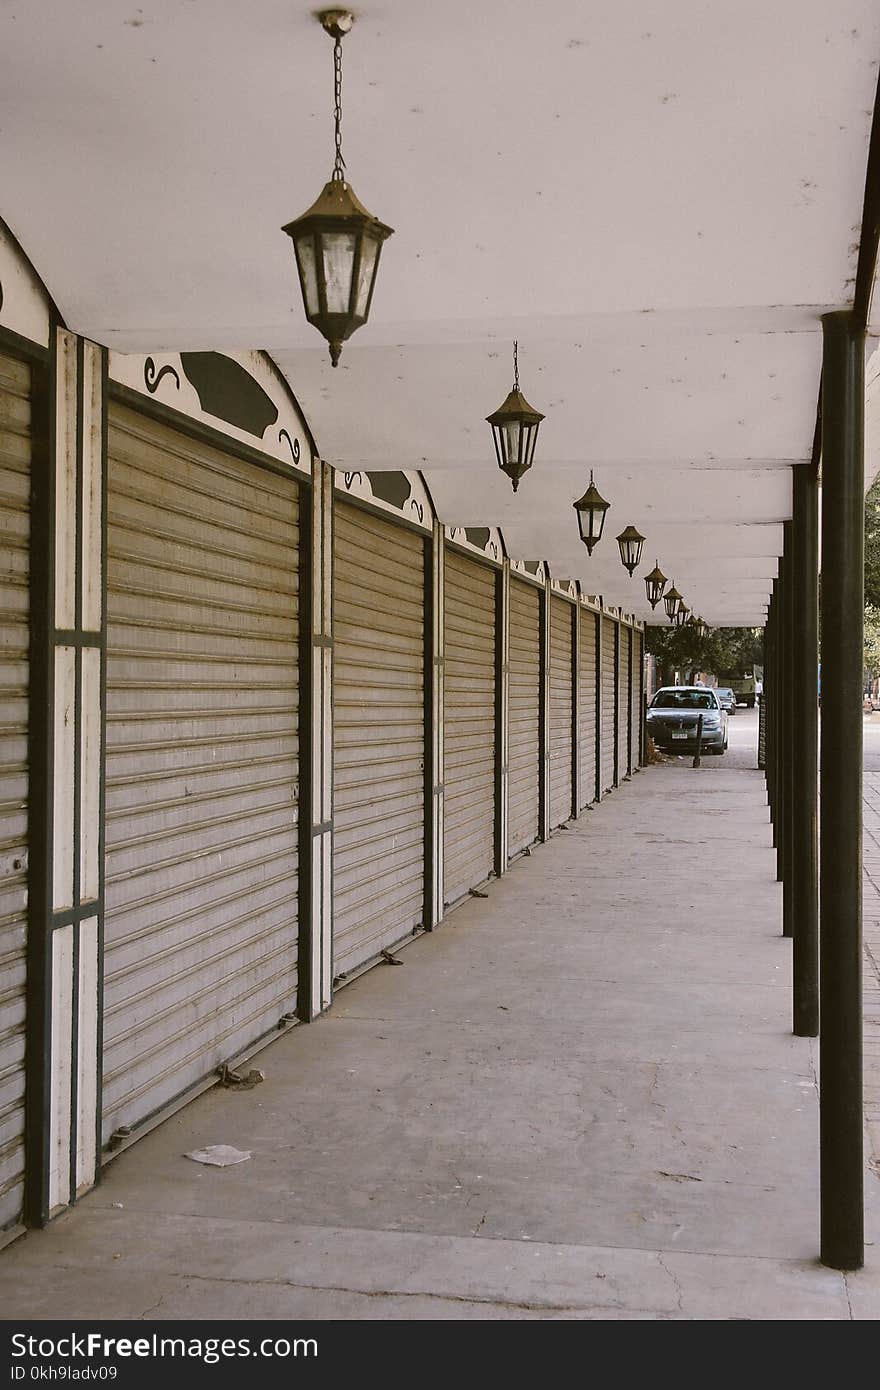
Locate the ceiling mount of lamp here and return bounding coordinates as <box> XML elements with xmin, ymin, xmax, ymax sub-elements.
<box><xmin>486</xmin><ymin>341</ymin><xmax>545</xmax><ymax>492</ymax></box>
<box><xmin>573</xmin><ymin>472</ymin><xmax>610</xmax><ymax>553</ymax></box>
<box><xmin>282</xmin><ymin>10</ymin><xmax>394</xmax><ymax>367</ymax></box>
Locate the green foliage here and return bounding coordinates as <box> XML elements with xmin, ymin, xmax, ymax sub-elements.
<box><xmin>865</xmin><ymin>606</ymin><xmax>880</xmax><ymax>678</ymax></box>
<box><xmin>866</xmin><ymin>475</ymin><xmax>880</xmax><ymax>609</ymax></box>
<box><xmin>644</xmin><ymin>623</ymin><xmax>763</xmax><ymax>682</ymax></box>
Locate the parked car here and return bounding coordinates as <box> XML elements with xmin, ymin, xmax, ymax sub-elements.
<box><xmin>645</xmin><ymin>686</ymin><xmax>729</xmax><ymax>755</ymax></box>
<box><xmin>715</xmin><ymin>686</ymin><xmax>737</xmax><ymax>715</ymax></box>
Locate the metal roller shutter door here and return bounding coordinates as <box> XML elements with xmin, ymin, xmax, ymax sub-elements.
<box><xmin>601</xmin><ymin>617</ymin><xmax>616</xmax><ymax>792</ymax></box>
<box><xmin>549</xmin><ymin>596</ymin><xmax>573</xmax><ymax>828</ymax></box>
<box><xmin>507</xmin><ymin>577</ymin><xmax>540</xmax><ymax>858</ymax></box>
<box><xmin>103</xmin><ymin>404</ymin><xmax>300</xmax><ymax>1143</ymax></box>
<box><xmin>630</xmin><ymin>630</ymin><xmax>642</xmax><ymax>769</ymax></box>
<box><xmin>618</xmin><ymin>625</ymin><xmax>631</xmax><ymax>777</ymax></box>
<box><xmin>0</xmin><ymin>353</ymin><xmax>29</xmax><ymax>1231</ymax></box>
<box><xmin>579</xmin><ymin>608</ymin><xmax>598</xmax><ymax>808</ymax></box>
<box><xmin>444</xmin><ymin>549</ymin><xmax>496</xmax><ymax>905</ymax></box>
<box><xmin>333</xmin><ymin>503</ymin><xmax>425</xmax><ymax>978</ymax></box>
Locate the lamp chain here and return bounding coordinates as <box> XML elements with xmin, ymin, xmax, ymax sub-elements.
<box><xmin>332</xmin><ymin>35</ymin><xmax>346</xmax><ymax>181</ymax></box>
<box><xmin>513</xmin><ymin>340</ymin><xmax>519</xmax><ymax>391</ymax></box>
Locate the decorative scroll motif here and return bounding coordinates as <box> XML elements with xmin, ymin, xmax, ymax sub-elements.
<box><xmin>179</xmin><ymin>352</ymin><xmax>278</xmax><ymax>437</ymax></box>
<box><xmin>144</xmin><ymin>357</ymin><xmax>181</xmax><ymax>395</ymax></box>
<box><xmin>445</xmin><ymin>524</ymin><xmax>504</xmax><ymax>564</ymax></box>
<box><xmin>335</xmin><ymin>467</ymin><xmax>433</xmax><ymax>532</ymax></box>
<box><xmin>279</xmin><ymin>429</ymin><xmax>301</xmax><ymax>464</ymax></box>
<box><xmin>510</xmin><ymin>558</ymin><xmax>547</xmax><ymax>585</ymax></box>
<box><xmin>110</xmin><ymin>349</ymin><xmax>311</xmax><ymax>476</ymax></box>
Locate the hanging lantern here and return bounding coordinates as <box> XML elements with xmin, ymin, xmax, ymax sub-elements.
<box><xmin>692</xmin><ymin>615</ymin><xmax>707</xmax><ymax>640</ymax></box>
<box><xmin>663</xmin><ymin>584</ymin><xmax>683</xmax><ymax>623</ymax></box>
<box><xmin>486</xmin><ymin>342</ymin><xmax>545</xmax><ymax>492</ymax></box>
<box><xmin>644</xmin><ymin>560</ymin><xmax>667</xmax><ymax>610</ymax></box>
<box><xmin>616</xmin><ymin>525</ymin><xmax>645</xmax><ymax>577</ymax></box>
<box><xmin>674</xmin><ymin>602</ymin><xmax>691</xmax><ymax>628</ymax></box>
<box><xmin>573</xmin><ymin>471</ymin><xmax>611</xmax><ymax>554</ymax></box>
<box><xmin>282</xmin><ymin>11</ymin><xmax>394</xmax><ymax>367</ymax></box>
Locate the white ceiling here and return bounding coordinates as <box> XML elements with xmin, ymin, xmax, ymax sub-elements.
<box><xmin>2</xmin><ymin>1</ymin><xmax>879</xmax><ymax>623</ymax></box>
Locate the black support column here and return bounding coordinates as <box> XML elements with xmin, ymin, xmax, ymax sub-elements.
<box><xmin>782</xmin><ymin>520</ymin><xmax>794</xmax><ymax>938</ymax></box>
<box><xmin>819</xmin><ymin>309</ymin><xmax>864</xmax><ymax>1272</ymax></box>
<box><xmin>791</xmin><ymin>463</ymin><xmax>819</xmax><ymax>1038</ymax></box>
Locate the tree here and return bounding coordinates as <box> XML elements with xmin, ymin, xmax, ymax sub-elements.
<box><xmin>644</xmin><ymin>624</ymin><xmax>763</xmax><ymax>685</ymax></box>
<box><xmin>865</xmin><ymin>606</ymin><xmax>880</xmax><ymax>679</ymax></box>
<box><xmin>865</xmin><ymin>475</ymin><xmax>880</xmax><ymax>608</ymax></box>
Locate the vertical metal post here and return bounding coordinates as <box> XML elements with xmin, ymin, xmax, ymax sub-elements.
<box><xmin>613</xmin><ymin>618</ymin><xmax>620</xmax><ymax>786</ymax></box>
<box><xmin>782</xmin><ymin>520</ymin><xmax>794</xmax><ymax>936</ymax></box>
<box><xmin>791</xmin><ymin>463</ymin><xmax>819</xmax><ymax>1038</ymax></box>
<box><xmin>494</xmin><ymin>560</ymin><xmax>510</xmax><ymax>876</ymax></box>
<box><xmin>819</xmin><ymin>309</ymin><xmax>864</xmax><ymax>1271</ymax></box>
<box><xmin>538</xmin><ymin>578</ymin><xmax>550</xmax><ymax>840</ymax></box>
<box><xmin>638</xmin><ymin>629</ymin><xmax>646</xmax><ymax>767</ymax></box>
<box><xmin>595</xmin><ymin>608</ymin><xmax>603</xmax><ymax>802</ymax></box>
<box><xmin>571</xmin><ymin>601</ymin><xmax>581</xmax><ymax>817</ymax></box>
<box><xmin>776</xmin><ymin>565</ymin><xmax>787</xmax><ymax>886</ymax></box>
<box><xmin>767</xmin><ymin>583</ymin><xmax>778</xmax><ymax>830</ymax></box>
<box><xmin>692</xmin><ymin>713</ymin><xmax>703</xmax><ymax>768</ymax></box>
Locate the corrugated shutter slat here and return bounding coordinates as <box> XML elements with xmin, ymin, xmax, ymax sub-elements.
<box><xmin>444</xmin><ymin>550</ymin><xmax>495</xmax><ymax>904</ymax></box>
<box><xmin>549</xmin><ymin>596</ymin><xmax>573</xmax><ymax>828</ymax></box>
<box><xmin>0</xmin><ymin>352</ymin><xmax>29</xmax><ymax>1232</ymax></box>
<box><xmin>579</xmin><ymin>608</ymin><xmax>598</xmax><ymax>807</ymax></box>
<box><xmin>601</xmin><ymin>617</ymin><xmax>616</xmax><ymax>792</ymax></box>
<box><xmin>630</xmin><ymin>629</ymin><xmax>642</xmax><ymax>769</ymax></box>
<box><xmin>333</xmin><ymin>503</ymin><xmax>425</xmax><ymax>977</ymax></box>
<box><xmin>103</xmin><ymin>405</ymin><xmax>300</xmax><ymax>1142</ymax></box>
<box><xmin>507</xmin><ymin>578</ymin><xmax>540</xmax><ymax>857</ymax></box>
<box><xmin>619</xmin><ymin>626</ymin><xmax>631</xmax><ymax>777</ymax></box>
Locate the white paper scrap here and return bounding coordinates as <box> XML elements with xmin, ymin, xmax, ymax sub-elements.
<box><xmin>185</xmin><ymin>1144</ymin><xmax>251</xmax><ymax>1167</ymax></box>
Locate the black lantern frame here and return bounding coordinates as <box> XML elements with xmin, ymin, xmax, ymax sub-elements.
<box><xmin>573</xmin><ymin>471</ymin><xmax>611</xmax><ymax>554</ymax></box>
<box><xmin>486</xmin><ymin>342</ymin><xmax>545</xmax><ymax>492</ymax></box>
<box><xmin>644</xmin><ymin>560</ymin><xmax>667</xmax><ymax>609</ymax></box>
<box><xmin>674</xmin><ymin>602</ymin><xmax>690</xmax><ymax>628</ymax></box>
<box><xmin>616</xmin><ymin>525</ymin><xmax>645</xmax><ymax>577</ymax></box>
<box><xmin>663</xmin><ymin>584</ymin><xmax>683</xmax><ymax>623</ymax></box>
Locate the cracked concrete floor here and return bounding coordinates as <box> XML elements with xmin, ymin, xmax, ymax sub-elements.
<box><xmin>2</xmin><ymin>713</ymin><xmax>879</xmax><ymax>1319</ymax></box>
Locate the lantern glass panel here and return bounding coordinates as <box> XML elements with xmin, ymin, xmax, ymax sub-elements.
<box><xmin>355</xmin><ymin>231</ymin><xmax>379</xmax><ymax>317</ymax></box>
<box><xmin>525</xmin><ymin>422</ymin><xmax>538</xmax><ymax>465</ymax></box>
<box><xmin>505</xmin><ymin>420</ymin><xmax>522</xmax><ymax>465</ymax></box>
<box><xmin>295</xmin><ymin>235</ymin><xmax>320</xmax><ymax>317</ymax></box>
<box><xmin>322</xmin><ymin>231</ymin><xmax>358</xmax><ymax>313</ymax></box>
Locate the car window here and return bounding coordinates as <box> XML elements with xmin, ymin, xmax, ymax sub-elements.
<box><xmin>650</xmin><ymin>689</ymin><xmax>717</xmax><ymax>710</ymax></box>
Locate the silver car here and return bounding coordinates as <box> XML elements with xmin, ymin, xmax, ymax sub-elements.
<box><xmin>714</xmin><ymin>686</ymin><xmax>737</xmax><ymax>715</ymax></box>
<box><xmin>646</xmin><ymin>686</ymin><xmax>729</xmax><ymax>755</ymax></box>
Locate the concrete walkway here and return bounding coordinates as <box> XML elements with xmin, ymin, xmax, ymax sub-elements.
<box><xmin>3</xmin><ymin>715</ymin><xmax>879</xmax><ymax>1319</ymax></box>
